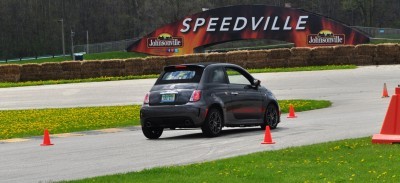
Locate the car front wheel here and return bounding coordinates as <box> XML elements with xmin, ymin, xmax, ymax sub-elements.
<box><xmin>142</xmin><ymin>126</ymin><xmax>163</xmax><ymax>139</ymax></box>
<box><xmin>261</xmin><ymin>104</ymin><xmax>279</xmax><ymax>130</ymax></box>
<box><xmin>202</xmin><ymin>108</ymin><xmax>223</xmax><ymax>137</ymax></box>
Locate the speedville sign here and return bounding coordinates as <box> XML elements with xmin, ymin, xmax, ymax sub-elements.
<box><xmin>128</xmin><ymin>5</ymin><xmax>369</xmax><ymax>56</ymax></box>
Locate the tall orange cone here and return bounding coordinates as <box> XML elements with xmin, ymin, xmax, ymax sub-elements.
<box><xmin>40</xmin><ymin>129</ymin><xmax>54</xmax><ymax>146</ymax></box>
<box><xmin>372</xmin><ymin>86</ymin><xmax>400</xmax><ymax>144</ymax></box>
<box><xmin>287</xmin><ymin>104</ymin><xmax>297</xmax><ymax>118</ymax></box>
<box><xmin>261</xmin><ymin>126</ymin><xmax>275</xmax><ymax>144</ymax></box>
<box><xmin>382</xmin><ymin>83</ymin><xmax>389</xmax><ymax>98</ymax></box>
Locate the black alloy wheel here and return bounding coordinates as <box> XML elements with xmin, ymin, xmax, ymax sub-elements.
<box><xmin>262</xmin><ymin>104</ymin><xmax>279</xmax><ymax>130</ymax></box>
<box><xmin>202</xmin><ymin>108</ymin><xmax>223</xmax><ymax>137</ymax></box>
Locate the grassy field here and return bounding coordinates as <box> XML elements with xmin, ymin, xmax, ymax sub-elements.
<box><xmin>0</xmin><ymin>65</ymin><xmax>356</xmax><ymax>88</ymax></box>
<box><xmin>0</xmin><ymin>51</ymin><xmax>148</xmax><ymax>64</ymax></box>
<box><xmin>0</xmin><ymin>100</ymin><xmax>330</xmax><ymax>140</ymax></box>
<box><xmin>65</xmin><ymin>137</ymin><xmax>400</xmax><ymax>183</ymax></box>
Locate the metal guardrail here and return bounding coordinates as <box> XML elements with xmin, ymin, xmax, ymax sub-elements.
<box><xmin>351</xmin><ymin>26</ymin><xmax>400</xmax><ymax>38</ymax></box>
<box><xmin>73</xmin><ymin>38</ymin><xmax>139</xmax><ymax>54</ymax></box>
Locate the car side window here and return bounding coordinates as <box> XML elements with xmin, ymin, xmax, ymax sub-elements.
<box><xmin>225</xmin><ymin>68</ymin><xmax>251</xmax><ymax>85</ymax></box>
<box><xmin>209</xmin><ymin>67</ymin><xmax>227</xmax><ymax>84</ymax></box>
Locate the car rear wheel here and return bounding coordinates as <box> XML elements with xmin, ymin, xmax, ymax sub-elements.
<box><xmin>142</xmin><ymin>126</ymin><xmax>163</xmax><ymax>139</ymax></box>
<box><xmin>261</xmin><ymin>104</ymin><xmax>279</xmax><ymax>130</ymax></box>
<box><xmin>202</xmin><ymin>108</ymin><xmax>223</xmax><ymax>137</ymax></box>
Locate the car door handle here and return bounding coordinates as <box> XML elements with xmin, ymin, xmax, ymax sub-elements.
<box><xmin>231</xmin><ymin>92</ymin><xmax>239</xmax><ymax>95</ymax></box>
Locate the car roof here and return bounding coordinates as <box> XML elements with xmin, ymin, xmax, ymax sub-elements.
<box><xmin>165</xmin><ymin>62</ymin><xmax>239</xmax><ymax>69</ymax></box>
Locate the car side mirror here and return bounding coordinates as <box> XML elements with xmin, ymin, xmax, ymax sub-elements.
<box><xmin>253</xmin><ymin>79</ymin><xmax>261</xmax><ymax>87</ymax></box>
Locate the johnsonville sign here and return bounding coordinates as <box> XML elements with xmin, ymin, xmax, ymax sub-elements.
<box><xmin>128</xmin><ymin>5</ymin><xmax>369</xmax><ymax>56</ymax></box>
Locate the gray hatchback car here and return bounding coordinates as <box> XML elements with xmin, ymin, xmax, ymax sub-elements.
<box><xmin>140</xmin><ymin>63</ymin><xmax>280</xmax><ymax>139</ymax></box>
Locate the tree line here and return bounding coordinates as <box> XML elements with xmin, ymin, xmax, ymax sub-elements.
<box><xmin>1</xmin><ymin>0</ymin><xmax>399</xmax><ymax>60</ymax></box>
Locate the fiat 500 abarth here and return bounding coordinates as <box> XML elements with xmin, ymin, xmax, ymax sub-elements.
<box><xmin>140</xmin><ymin>63</ymin><xmax>280</xmax><ymax>139</ymax></box>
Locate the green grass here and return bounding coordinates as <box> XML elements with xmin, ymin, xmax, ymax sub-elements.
<box><xmin>0</xmin><ymin>100</ymin><xmax>330</xmax><ymax>140</ymax></box>
<box><xmin>0</xmin><ymin>51</ymin><xmax>148</xmax><ymax>64</ymax></box>
<box><xmin>65</xmin><ymin>137</ymin><xmax>400</xmax><ymax>183</ymax></box>
<box><xmin>0</xmin><ymin>65</ymin><xmax>356</xmax><ymax>88</ymax></box>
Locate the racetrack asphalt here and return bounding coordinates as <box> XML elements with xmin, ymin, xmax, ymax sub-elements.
<box><xmin>0</xmin><ymin>65</ymin><xmax>399</xmax><ymax>182</ymax></box>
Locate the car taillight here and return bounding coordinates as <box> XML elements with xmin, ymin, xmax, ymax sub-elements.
<box><xmin>189</xmin><ymin>90</ymin><xmax>201</xmax><ymax>102</ymax></box>
<box><xmin>143</xmin><ymin>93</ymin><xmax>149</xmax><ymax>104</ymax></box>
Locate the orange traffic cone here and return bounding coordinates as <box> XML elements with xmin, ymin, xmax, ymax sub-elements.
<box><xmin>40</xmin><ymin>129</ymin><xmax>54</xmax><ymax>146</ymax></box>
<box><xmin>287</xmin><ymin>104</ymin><xmax>297</xmax><ymax>118</ymax></box>
<box><xmin>372</xmin><ymin>86</ymin><xmax>400</xmax><ymax>144</ymax></box>
<box><xmin>382</xmin><ymin>83</ymin><xmax>389</xmax><ymax>98</ymax></box>
<box><xmin>261</xmin><ymin>126</ymin><xmax>275</xmax><ymax>144</ymax></box>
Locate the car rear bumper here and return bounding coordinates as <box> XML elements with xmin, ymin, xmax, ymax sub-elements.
<box><xmin>140</xmin><ymin>104</ymin><xmax>207</xmax><ymax>128</ymax></box>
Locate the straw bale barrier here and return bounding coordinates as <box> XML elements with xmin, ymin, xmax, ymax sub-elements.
<box><xmin>184</xmin><ymin>54</ymin><xmax>206</xmax><ymax>63</ymax></box>
<box><xmin>125</xmin><ymin>58</ymin><xmax>145</xmax><ymax>76</ymax></box>
<box><xmin>60</xmin><ymin>61</ymin><xmax>82</xmax><ymax>80</ymax></box>
<box><xmin>288</xmin><ymin>47</ymin><xmax>311</xmax><ymax>67</ymax></box>
<box><xmin>20</xmin><ymin>64</ymin><xmax>42</xmax><ymax>81</ymax></box>
<box><xmin>205</xmin><ymin>52</ymin><xmax>226</xmax><ymax>63</ymax></box>
<box><xmin>247</xmin><ymin>50</ymin><xmax>270</xmax><ymax>69</ymax></box>
<box><xmin>310</xmin><ymin>47</ymin><xmax>335</xmax><ymax>65</ymax></box>
<box><xmin>374</xmin><ymin>44</ymin><xmax>399</xmax><ymax>65</ymax></box>
<box><xmin>165</xmin><ymin>55</ymin><xmax>185</xmax><ymax>66</ymax></box>
<box><xmin>331</xmin><ymin>45</ymin><xmax>355</xmax><ymax>65</ymax></box>
<box><xmin>41</xmin><ymin>63</ymin><xmax>63</xmax><ymax>80</ymax></box>
<box><xmin>354</xmin><ymin>44</ymin><xmax>376</xmax><ymax>65</ymax></box>
<box><xmin>101</xmin><ymin>60</ymin><xmax>125</xmax><ymax>77</ymax></box>
<box><xmin>268</xmin><ymin>48</ymin><xmax>291</xmax><ymax>59</ymax></box>
<box><xmin>0</xmin><ymin>65</ymin><xmax>21</xmax><ymax>82</ymax></box>
<box><xmin>142</xmin><ymin>57</ymin><xmax>165</xmax><ymax>75</ymax></box>
<box><xmin>3</xmin><ymin>43</ymin><xmax>400</xmax><ymax>82</ymax></box>
<box><xmin>81</xmin><ymin>61</ymin><xmax>103</xmax><ymax>79</ymax></box>
<box><xmin>226</xmin><ymin>51</ymin><xmax>248</xmax><ymax>67</ymax></box>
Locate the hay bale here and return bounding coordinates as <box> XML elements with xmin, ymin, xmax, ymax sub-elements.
<box><xmin>125</xmin><ymin>58</ymin><xmax>145</xmax><ymax>76</ymax></box>
<box><xmin>81</xmin><ymin>61</ymin><xmax>102</xmax><ymax>79</ymax></box>
<box><xmin>165</xmin><ymin>55</ymin><xmax>185</xmax><ymax>66</ymax></box>
<box><xmin>226</xmin><ymin>51</ymin><xmax>248</xmax><ymax>67</ymax></box>
<box><xmin>184</xmin><ymin>54</ymin><xmax>206</xmax><ymax>63</ymax></box>
<box><xmin>267</xmin><ymin>48</ymin><xmax>291</xmax><ymax>59</ymax></box>
<box><xmin>246</xmin><ymin>50</ymin><xmax>270</xmax><ymax>69</ymax></box>
<box><xmin>60</xmin><ymin>61</ymin><xmax>82</xmax><ymax>80</ymax></box>
<box><xmin>309</xmin><ymin>47</ymin><xmax>335</xmax><ymax>66</ymax></box>
<box><xmin>205</xmin><ymin>52</ymin><xmax>226</xmax><ymax>63</ymax></box>
<box><xmin>143</xmin><ymin>56</ymin><xmax>165</xmax><ymax>75</ymax></box>
<box><xmin>355</xmin><ymin>44</ymin><xmax>377</xmax><ymax>56</ymax></box>
<box><xmin>0</xmin><ymin>65</ymin><xmax>21</xmax><ymax>82</ymax></box>
<box><xmin>376</xmin><ymin>44</ymin><xmax>399</xmax><ymax>58</ymax></box>
<box><xmin>333</xmin><ymin>45</ymin><xmax>355</xmax><ymax>56</ymax></box>
<box><xmin>101</xmin><ymin>60</ymin><xmax>125</xmax><ymax>77</ymax></box>
<box><xmin>20</xmin><ymin>64</ymin><xmax>42</xmax><ymax>81</ymax></box>
<box><xmin>288</xmin><ymin>57</ymin><xmax>308</xmax><ymax>67</ymax></box>
<box><xmin>353</xmin><ymin>55</ymin><xmax>374</xmax><ymax>65</ymax></box>
<box><xmin>40</xmin><ymin>63</ymin><xmax>63</xmax><ymax>80</ymax></box>
<box><xmin>290</xmin><ymin>47</ymin><xmax>311</xmax><ymax>57</ymax></box>
<box><xmin>268</xmin><ymin>59</ymin><xmax>288</xmax><ymax>68</ymax></box>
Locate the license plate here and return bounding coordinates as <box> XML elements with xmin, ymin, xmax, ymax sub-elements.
<box><xmin>161</xmin><ymin>94</ymin><xmax>175</xmax><ymax>103</ymax></box>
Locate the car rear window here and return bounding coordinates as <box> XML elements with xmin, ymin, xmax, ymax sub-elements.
<box><xmin>162</xmin><ymin>70</ymin><xmax>196</xmax><ymax>80</ymax></box>
<box><xmin>155</xmin><ymin>66</ymin><xmax>204</xmax><ymax>84</ymax></box>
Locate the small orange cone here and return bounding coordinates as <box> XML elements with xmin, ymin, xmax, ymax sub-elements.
<box><xmin>40</xmin><ymin>129</ymin><xmax>54</xmax><ymax>146</ymax></box>
<box><xmin>287</xmin><ymin>104</ymin><xmax>297</xmax><ymax>118</ymax></box>
<box><xmin>261</xmin><ymin>126</ymin><xmax>275</xmax><ymax>144</ymax></box>
<box><xmin>382</xmin><ymin>83</ymin><xmax>389</xmax><ymax>98</ymax></box>
<box><xmin>372</xmin><ymin>86</ymin><xmax>400</xmax><ymax>144</ymax></box>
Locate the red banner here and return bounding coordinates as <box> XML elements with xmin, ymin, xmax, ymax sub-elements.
<box><xmin>128</xmin><ymin>5</ymin><xmax>369</xmax><ymax>56</ymax></box>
